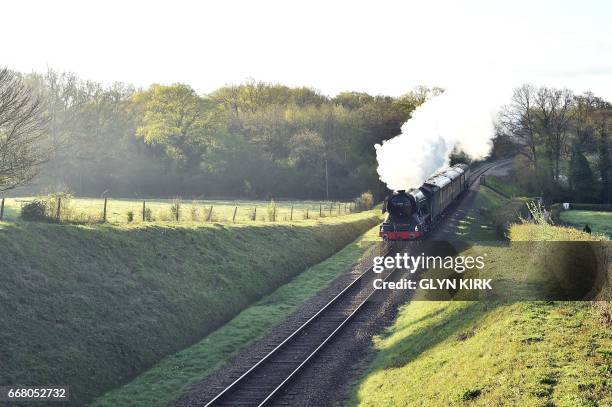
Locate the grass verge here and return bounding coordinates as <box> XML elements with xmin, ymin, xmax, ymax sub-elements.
<box><xmin>351</xmin><ymin>300</ymin><xmax>611</xmax><ymax>406</ymax></box>
<box><xmin>92</xmin><ymin>226</ymin><xmax>381</xmax><ymax>406</ymax></box>
<box><xmin>0</xmin><ymin>212</ymin><xmax>379</xmax><ymax>405</ymax></box>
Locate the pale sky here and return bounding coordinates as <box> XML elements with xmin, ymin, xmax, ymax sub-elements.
<box><xmin>3</xmin><ymin>0</ymin><xmax>612</xmax><ymax>99</ymax></box>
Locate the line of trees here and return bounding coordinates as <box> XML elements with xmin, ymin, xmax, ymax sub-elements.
<box><xmin>2</xmin><ymin>68</ymin><xmax>440</xmax><ymax>200</ymax></box>
<box><xmin>496</xmin><ymin>84</ymin><xmax>611</xmax><ymax>203</ymax></box>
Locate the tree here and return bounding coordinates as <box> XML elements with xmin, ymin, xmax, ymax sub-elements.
<box><xmin>569</xmin><ymin>146</ymin><xmax>596</xmax><ymax>202</ymax></box>
<box><xmin>533</xmin><ymin>87</ymin><xmax>574</xmax><ymax>184</ymax></box>
<box><xmin>593</xmin><ymin>106</ymin><xmax>612</xmax><ymax>203</ymax></box>
<box><xmin>133</xmin><ymin>84</ymin><xmax>217</xmax><ymax>171</ymax></box>
<box><xmin>0</xmin><ymin>68</ymin><xmax>48</xmax><ymax>191</ymax></box>
<box><xmin>499</xmin><ymin>84</ymin><xmax>539</xmax><ymax>168</ymax></box>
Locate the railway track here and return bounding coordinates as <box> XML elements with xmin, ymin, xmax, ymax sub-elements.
<box><xmin>468</xmin><ymin>159</ymin><xmax>511</xmax><ymax>186</ymax></box>
<box><xmin>203</xmin><ymin>160</ymin><xmax>508</xmax><ymax>407</ymax></box>
<box><xmin>203</xmin><ymin>244</ymin><xmax>405</xmax><ymax>406</ymax></box>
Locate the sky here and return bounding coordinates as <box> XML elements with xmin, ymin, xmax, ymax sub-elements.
<box><xmin>3</xmin><ymin>0</ymin><xmax>612</xmax><ymax>99</ymax></box>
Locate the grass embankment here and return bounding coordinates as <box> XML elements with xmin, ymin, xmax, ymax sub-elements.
<box><xmin>0</xmin><ymin>212</ymin><xmax>379</xmax><ymax>405</ymax></box>
<box><xmin>352</xmin><ymin>179</ymin><xmax>611</xmax><ymax>406</ymax></box>
<box><xmin>559</xmin><ymin>210</ymin><xmax>612</xmax><ymax>238</ymax></box>
<box><xmin>352</xmin><ymin>300</ymin><xmax>610</xmax><ymax>406</ymax></box>
<box><xmin>451</xmin><ymin>185</ymin><xmax>528</xmax><ymax>241</ymax></box>
<box><xmin>93</xmin><ymin>226</ymin><xmax>381</xmax><ymax>406</ymax></box>
<box><xmin>483</xmin><ymin>175</ymin><xmax>528</xmax><ymax>198</ymax></box>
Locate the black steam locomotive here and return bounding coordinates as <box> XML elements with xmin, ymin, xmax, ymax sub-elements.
<box><xmin>380</xmin><ymin>164</ymin><xmax>470</xmax><ymax>240</ymax></box>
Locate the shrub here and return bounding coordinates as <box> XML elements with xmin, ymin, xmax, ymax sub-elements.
<box><xmin>142</xmin><ymin>207</ymin><xmax>153</xmax><ymax>222</ymax></box>
<box><xmin>354</xmin><ymin>191</ymin><xmax>375</xmax><ymax>211</ymax></box>
<box><xmin>126</xmin><ymin>211</ymin><xmax>134</xmax><ymax>223</ymax></box>
<box><xmin>20</xmin><ymin>200</ymin><xmax>49</xmax><ymax>221</ymax></box>
<box><xmin>42</xmin><ymin>192</ymin><xmax>73</xmax><ymax>221</ymax></box>
<box><xmin>21</xmin><ymin>192</ymin><xmax>75</xmax><ymax>222</ymax></box>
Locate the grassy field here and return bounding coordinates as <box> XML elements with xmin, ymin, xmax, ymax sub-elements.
<box><xmin>0</xmin><ymin>211</ymin><xmax>380</xmax><ymax>405</ymax></box>
<box><xmin>352</xmin><ymin>177</ymin><xmax>611</xmax><ymax>406</ymax></box>
<box><xmin>93</xmin><ymin>226</ymin><xmax>382</xmax><ymax>406</ymax></box>
<box><xmin>1</xmin><ymin>196</ymin><xmax>356</xmax><ymax>223</ymax></box>
<box><xmin>559</xmin><ymin>210</ymin><xmax>612</xmax><ymax>238</ymax></box>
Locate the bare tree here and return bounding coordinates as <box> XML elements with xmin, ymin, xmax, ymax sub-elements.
<box><xmin>533</xmin><ymin>87</ymin><xmax>574</xmax><ymax>183</ymax></box>
<box><xmin>499</xmin><ymin>84</ymin><xmax>539</xmax><ymax>166</ymax></box>
<box><xmin>0</xmin><ymin>68</ymin><xmax>48</xmax><ymax>191</ymax></box>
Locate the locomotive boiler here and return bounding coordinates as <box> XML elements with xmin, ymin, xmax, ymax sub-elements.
<box><xmin>380</xmin><ymin>164</ymin><xmax>470</xmax><ymax>240</ymax></box>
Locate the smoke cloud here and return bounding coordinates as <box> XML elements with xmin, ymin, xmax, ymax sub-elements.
<box><xmin>375</xmin><ymin>87</ymin><xmax>503</xmax><ymax>191</ymax></box>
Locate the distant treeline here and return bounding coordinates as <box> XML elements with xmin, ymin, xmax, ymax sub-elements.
<box><xmin>494</xmin><ymin>85</ymin><xmax>612</xmax><ymax>204</ymax></box>
<box><xmin>11</xmin><ymin>70</ymin><xmax>443</xmax><ymax>199</ymax></box>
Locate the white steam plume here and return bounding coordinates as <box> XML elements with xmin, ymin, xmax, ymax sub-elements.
<box><xmin>375</xmin><ymin>86</ymin><xmax>504</xmax><ymax>191</ymax></box>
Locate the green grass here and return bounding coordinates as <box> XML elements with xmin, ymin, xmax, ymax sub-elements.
<box><xmin>452</xmin><ymin>186</ymin><xmax>510</xmax><ymax>241</ymax></box>
<box><xmin>0</xmin><ymin>211</ymin><xmax>380</xmax><ymax>405</ymax></box>
<box><xmin>484</xmin><ymin>175</ymin><xmax>528</xmax><ymax>198</ymax></box>
<box><xmin>352</xmin><ymin>300</ymin><xmax>611</xmax><ymax>406</ymax></box>
<box><xmin>93</xmin><ymin>226</ymin><xmax>381</xmax><ymax>406</ymax></box>
<box><xmin>1</xmin><ymin>197</ymin><xmax>355</xmax><ymax>223</ymax></box>
<box><xmin>559</xmin><ymin>210</ymin><xmax>612</xmax><ymax>238</ymax></box>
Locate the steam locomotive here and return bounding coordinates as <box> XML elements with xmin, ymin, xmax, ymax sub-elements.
<box><xmin>380</xmin><ymin>164</ymin><xmax>470</xmax><ymax>240</ymax></box>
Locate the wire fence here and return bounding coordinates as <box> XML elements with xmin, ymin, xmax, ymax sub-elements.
<box><xmin>0</xmin><ymin>196</ymin><xmax>370</xmax><ymax>224</ymax></box>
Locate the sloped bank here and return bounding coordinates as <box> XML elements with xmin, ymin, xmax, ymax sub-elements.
<box><xmin>0</xmin><ymin>212</ymin><xmax>379</xmax><ymax>405</ymax></box>
<box><xmin>351</xmin><ymin>224</ymin><xmax>611</xmax><ymax>407</ymax></box>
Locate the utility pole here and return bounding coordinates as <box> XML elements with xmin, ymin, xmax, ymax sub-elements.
<box><xmin>324</xmin><ymin>157</ymin><xmax>329</xmax><ymax>200</ymax></box>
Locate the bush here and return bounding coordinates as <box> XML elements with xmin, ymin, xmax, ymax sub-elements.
<box><xmin>43</xmin><ymin>192</ymin><xmax>74</xmax><ymax>221</ymax></box>
<box><xmin>21</xmin><ymin>192</ymin><xmax>75</xmax><ymax>222</ymax></box>
<box><xmin>126</xmin><ymin>211</ymin><xmax>134</xmax><ymax>223</ymax></box>
<box><xmin>354</xmin><ymin>191</ymin><xmax>375</xmax><ymax>211</ymax></box>
<box><xmin>20</xmin><ymin>200</ymin><xmax>49</xmax><ymax>221</ymax></box>
<box><xmin>480</xmin><ymin>197</ymin><xmax>531</xmax><ymax>237</ymax></box>
<box><xmin>142</xmin><ymin>207</ymin><xmax>153</xmax><ymax>222</ymax></box>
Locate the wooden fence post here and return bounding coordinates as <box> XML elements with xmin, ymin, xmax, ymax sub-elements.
<box><xmin>103</xmin><ymin>197</ymin><xmax>107</xmax><ymax>222</ymax></box>
<box><xmin>206</xmin><ymin>206</ymin><xmax>213</xmax><ymax>221</ymax></box>
<box><xmin>253</xmin><ymin>207</ymin><xmax>257</xmax><ymax>221</ymax></box>
<box><xmin>306</xmin><ymin>208</ymin><xmax>309</xmax><ymax>219</ymax></box>
<box><xmin>329</xmin><ymin>203</ymin><xmax>332</xmax><ymax>216</ymax></box>
<box><xmin>175</xmin><ymin>204</ymin><xmax>180</xmax><ymax>221</ymax></box>
<box><xmin>0</xmin><ymin>198</ymin><xmax>4</xmax><ymax>220</ymax></box>
<box><xmin>344</xmin><ymin>202</ymin><xmax>347</xmax><ymax>213</ymax></box>
<box><xmin>290</xmin><ymin>205</ymin><xmax>293</xmax><ymax>221</ymax></box>
<box><xmin>232</xmin><ymin>206</ymin><xmax>238</xmax><ymax>222</ymax></box>
<box><xmin>142</xmin><ymin>200</ymin><xmax>146</xmax><ymax>221</ymax></box>
<box><xmin>56</xmin><ymin>197</ymin><xmax>62</xmax><ymax>221</ymax></box>
<box><xmin>272</xmin><ymin>206</ymin><xmax>276</xmax><ymax>222</ymax></box>
<box><xmin>319</xmin><ymin>204</ymin><xmax>322</xmax><ymax>217</ymax></box>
